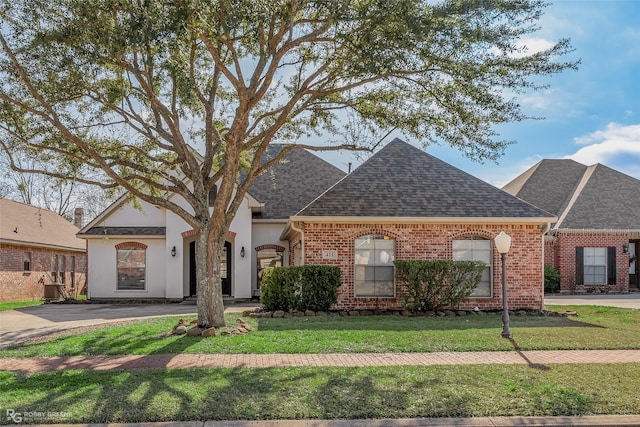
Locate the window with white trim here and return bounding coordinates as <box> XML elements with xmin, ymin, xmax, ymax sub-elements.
<box><xmin>452</xmin><ymin>236</ymin><xmax>492</xmax><ymax>297</ymax></box>
<box><xmin>584</xmin><ymin>247</ymin><xmax>607</xmax><ymax>285</ymax></box>
<box><xmin>117</xmin><ymin>245</ymin><xmax>146</xmax><ymax>290</ymax></box>
<box><xmin>354</xmin><ymin>234</ymin><xmax>395</xmax><ymax>297</ymax></box>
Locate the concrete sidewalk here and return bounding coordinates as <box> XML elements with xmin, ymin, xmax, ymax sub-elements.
<box><xmin>2</xmin><ymin>349</ymin><xmax>640</xmax><ymax>373</ymax></box>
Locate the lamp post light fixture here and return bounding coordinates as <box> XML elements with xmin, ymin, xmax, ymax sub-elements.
<box><xmin>494</xmin><ymin>231</ymin><xmax>512</xmax><ymax>339</ymax></box>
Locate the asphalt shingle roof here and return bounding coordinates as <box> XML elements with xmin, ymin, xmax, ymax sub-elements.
<box><xmin>297</xmin><ymin>138</ymin><xmax>553</xmax><ymax>219</ymax></box>
<box><xmin>503</xmin><ymin>159</ymin><xmax>640</xmax><ymax>230</ymax></box>
<box><xmin>248</xmin><ymin>145</ymin><xmax>347</xmax><ymax>219</ymax></box>
<box><xmin>0</xmin><ymin>198</ymin><xmax>86</xmax><ymax>250</ymax></box>
<box><xmin>81</xmin><ymin>227</ymin><xmax>166</xmax><ymax>236</ymax></box>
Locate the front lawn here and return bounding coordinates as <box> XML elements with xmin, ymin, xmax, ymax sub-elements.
<box><xmin>0</xmin><ymin>300</ymin><xmax>43</xmax><ymax>311</ymax></box>
<box><xmin>1</xmin><ymin>305</ymin><xmax>639</xmax><ymax>357</ymax></box>
<box><xmin>1</xmin><ymin>364</ymin><xmax>639</xmax><ymax>423</ymax></box>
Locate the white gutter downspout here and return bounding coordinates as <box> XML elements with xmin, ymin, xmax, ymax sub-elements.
<box><xmin>290</xmin><ymin>222</ymin><xmax>304</xmax><ymax>265</ymax></box>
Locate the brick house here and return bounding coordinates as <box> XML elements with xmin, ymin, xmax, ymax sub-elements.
<box><xmin>503</xmin><ymin>159</ymin><xmax>640</xmax><ymax>293</ymax></box>
<box><xmin>0</xmin><ymin>199</ymin><xmax>87</xmax><ymax>302</ymax></box>
<box><xmin>281</xmin><ymin>139</ymin><xmax>555</xmax><ymax>310</ymax></box>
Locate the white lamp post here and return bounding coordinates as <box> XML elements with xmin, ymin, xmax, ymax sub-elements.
<box><xmin>494</xmin><ymin>231</ymin><xmax>512</xmax><ymax>339</ymax></box>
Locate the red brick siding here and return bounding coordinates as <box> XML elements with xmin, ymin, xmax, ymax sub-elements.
<box><xmin>0</xmin><ymin>243</ymin><xmax>87</xmax><ymax>302</ymax></box>
<box><xmin>300</xmin><ymin>223</ymin><xmax>545</xmax><ymax>310</ymax></box>
<box><xmin>550</xmin><ymin>231</ymin><xmax>630</xmax><ymax>292</ymax></box>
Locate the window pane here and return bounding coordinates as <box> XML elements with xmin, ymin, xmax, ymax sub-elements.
<box><xmin>452</xmin><ymin>237</ymin><xmax>492</xmax><ymax>297</ymax></box>
<box><xmin>354</xmin><ymin>235</ymin><xmax>395</xmax><ymax>297</ymax></box>
<box><xmin>23</xmin><ymin>252</ymin><xmax>31</xmax><ymax>271</ymax></box>
<box><xmin>375</xmin><ymin>266</ymin><xmax>394</xmax><ymax>281</ymax></box>
<box><xmin>117</xmin><ymin>247</ymin><xmax>146</xmax><ymax>290</ymax></box>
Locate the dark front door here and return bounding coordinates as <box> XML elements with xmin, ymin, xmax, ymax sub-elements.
<box><xmin>630</xmin><ymin>240</ymin><xmax>639</xmax><ymax>289</ymax></box>
<box><xmin>188</xmin><ymin>241</ymin><xmax>232</xmax><ymax>296</ymax></box>
<box><xmin>221</xmin><ymin>241</ymin><xmax>232</xmax><ymax>296</ymax></box>
<box><xmin>189</xmin><ymin>242</ymin><xmax>197</xmax><ymax>296</ymax></box>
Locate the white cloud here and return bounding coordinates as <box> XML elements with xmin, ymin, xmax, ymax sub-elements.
<box><xmin>566</xmin><ymin>122</ymin><xmax>640</xmax><ymax>173</ymax></box>
<box><xmin>513</xmin><ymin>37</ymin><xmax>555</xmax><ymax>58</ymax></box>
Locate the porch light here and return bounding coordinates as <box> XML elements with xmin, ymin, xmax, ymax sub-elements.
<box><xmin>623</xmin><ymin>242</ymin><xmax>629</xmax><ymax>253</ymax></box>
<box><xmin>240</xmin><ymin>246</ymin><xmax>246</xmax><ymax>258</ymax></box>
<box><xmin>171</xmin><ymin>246</ymin><xmax>176</xmax><ymax>257</ymax></box>
<box><xmin>494</xmin><ymin>231</ymin><xmax>512</xmax><ymax>339</ymax></box>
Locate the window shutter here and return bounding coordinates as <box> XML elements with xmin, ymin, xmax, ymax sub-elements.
<box><xmin>607</xmin><ymin>246</ymin><xmax>617</xmax><ymax>285</ymax></box>
<box><xmin>208</xmin><ymin>185</ymin><xmax>217</xmax><ymax>207</ymax></box>
<box><xmin>575</xmin><ymin>247</ymin><xmax>584</xmax><ymax>286</ymax></box>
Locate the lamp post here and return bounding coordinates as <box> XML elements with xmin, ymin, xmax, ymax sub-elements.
<box><xmin>494</xmin><ymin>231</ymin><xmax>512</xmax><ymax>339</ymax></box>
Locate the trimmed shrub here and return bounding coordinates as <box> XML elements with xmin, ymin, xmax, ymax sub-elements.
<box><xmin>395</xmin><ymin>259</ymin><xmax>485</xmax><ymax>312</ymax></box>
<box><xmin>544</xmin><ymin>264</ymin><xmax>561</xmax><ymax>294</ymax></box>
<box><xmin>260</xmin><ymin>265</ymin><xmax>341</xmax><ymax>312</ymax></box>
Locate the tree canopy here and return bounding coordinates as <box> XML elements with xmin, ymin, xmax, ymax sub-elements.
<box><xmin>0</xmin><ymin>0</ymin><xmax>576</xmax><ymax>326</ymax></box>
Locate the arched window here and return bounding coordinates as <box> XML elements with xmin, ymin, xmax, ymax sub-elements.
<box><xmin>116</xmin><ymin>243</ymin><xmax>147</xmax><ymax>290</ymax></box>
<box><xmin>452</xmin><ymin>236</ymin><xmax>491</xmax><ymax>297</ymax></box>
<box><xmin>354</xmin><ymin>234</ymin><xmax>395</xmax><ymax>297</ymax></box>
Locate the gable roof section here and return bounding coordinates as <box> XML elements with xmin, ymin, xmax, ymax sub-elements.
<box><xmin>559</xmin><ymin>164</ymin><xmax>640</xmax><ymax>229</ymax></box>
<box><xmin>0</xmin><ymin>198</ymin><xmax>86</xmax><ymax>251</ymax></box>
<box><xmin>295</xmin><ymin>138</ymin><xmax>554</xmax><ymax>220</ymax></box>
<box><xmin>503</xmin><ymin>160</ymin><xmax>640</xmax><ymax>230</ymax></box>
<box><xmin>502</xmin><ymin>159</ymin><xmax>587</xmax><ymax>218</ymax></box>
<box><xmin>248</xmin><ymin>145</ymin><xmax>347</xmax><ymax>219</ymax></box>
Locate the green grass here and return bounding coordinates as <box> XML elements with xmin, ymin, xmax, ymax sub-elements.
<box><xmin>1</xmin><ymin>305</ymin><xmax>639</xmax><ymax>357</ymax></box>
<box><xmin>1</xmin><ymin>363</ymin><xmax>639</xmax><ymax>423</ymax></box>
<box><xmin>0</xmin><ymin>299</ymin><xmax>43</xmax><ymax>311</ymax></box>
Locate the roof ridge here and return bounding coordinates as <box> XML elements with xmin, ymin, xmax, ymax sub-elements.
<box><xmin>554</xmin><ymin>164</ymin><xmax>597</xmax><ymax>229</ymax></box>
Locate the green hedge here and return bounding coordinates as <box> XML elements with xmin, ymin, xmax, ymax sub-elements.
<box><xmin>544</xmin><ymin>264</ymin><xmax>561</xmax><ymax>294</ymax></box>
<box><xmin>395</xmin><ymin>259</ymin><xmax>485</xmax><ymax>312</ymax></box>
<box><xmin>260</xmin><ymin>265</ymin><xmax>341</xmax><ymax>312</ymax></box>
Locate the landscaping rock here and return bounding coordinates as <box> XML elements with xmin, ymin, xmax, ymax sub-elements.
<box><xmin>348</xmin><ymin>310</ymin><xmax>360</xmax><ymax>316</ymax></box>
<box><xmin>304</xmin><ymin>310</ymin><xmax>316</xmax><ymax>316</ymax></box>
<box><xmin>187</xmin><ymin>326</ymin><xmax>203</xmax><ymax>336</ymax></box>
<box><xmin>360</xmin><ymin>310</ymin><xmax>373</xmax><ymax>316</ymax></box>
<box><xmin>172</xmin><ymin>325</ymin><xmax>188</xmax><ymax>335</ymax></box>
<box><xmin>237</xmin><ymin>318</ymin><xmax>252</xmax><ymax>331</ymax></box>
<box><xmin>444</xmin><ymin>310</ymin><xmax>456</xmax><ymax>317</ymax></box>
<box><xmin>316</xmin><ymin>311</ymin><xmax>328</xmax><ymax>317</ymax></box>
<box><xmin>293</xmin><ymin>311</ymin><xmax>305</xmax><ymax>317</ymax></box>
<box><xmin>456</xmin><ymin>310</ymin><xmax>467</xmax><ymax>316</ymax></box>
<box><xmin>273</xmin><ymin>310</ymin><xmax>285</xmax><ymax>318</ymax></box>
<box><xmin>337</xmin><ymin>311</ymin><xmax>347</xmax><ymax>317</ymax></box>
<box><xmin>201</xmin><ymin>327</ymin><xmax>216</xmax><ymax>338</ymax></box>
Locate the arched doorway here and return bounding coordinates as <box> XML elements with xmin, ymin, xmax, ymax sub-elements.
<box><xmin>189</xmin><ymin>241</ymin><xmax>232</xmax><ymax>296</ymax></box>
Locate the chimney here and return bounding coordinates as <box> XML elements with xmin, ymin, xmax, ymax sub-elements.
<box><xmin>74</xmin><ymin>208</ymin><xmax>84</xmax><ymax>228</ymax></box>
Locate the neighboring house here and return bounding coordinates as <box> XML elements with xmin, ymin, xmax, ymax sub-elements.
<box><xmin>79</xmin><ymin>138</ymin><xmax>555</xmax><ymax>310</ymax></box>
<box><xmin>282</xmin><ymin>139</ymin><xmax>555</xmax><ymax>311</ymax></box>
<box><xmin>503</xmin><ymin>159</ymin><xmax>640</xmax><ymax>293</ymax></box>
<box><xmin>0</xmin><ymin>199</ymin><xmax>87</xmax><ymax>302</ymax></box>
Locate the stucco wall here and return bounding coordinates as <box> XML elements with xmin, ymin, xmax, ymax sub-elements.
<box><xmin>87</xmin><ymin>238</ymin><xmax>167</xmax><ymax>299</ymax></box>
<box><xmin>251</xmin><ymin>221</ymin><xmax>288</xmax><ymax>294</ymax></box>
<box><xmin>301</xmin><ymin>222</ymin><xmax>545</xmax><ymax>310</ymax></box>
<box><xmin>0</xmin><ymin>243</ymin><xmax>86</xmax><ymax>302</ymax></box>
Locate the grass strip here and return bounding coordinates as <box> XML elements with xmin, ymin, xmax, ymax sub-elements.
<box><xmin>1</xmin><ymin>364</ymin><xmax>639</xmax><ymax>423</ymax></box>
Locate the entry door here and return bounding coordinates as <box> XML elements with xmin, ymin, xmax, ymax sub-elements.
<box><xmin>221</xmin><ymin>241</ymin><xmax>232</xmax><ymax>296</ymax></box>
<box><xmin>188</xmin><ymin>241</ymin><xmax>232</xmax><ymax>296</ymax></box>
<box><xmin>630</xmin><ymin>241</ymin><xmax>639</xmax><ymax>289</ymax></box>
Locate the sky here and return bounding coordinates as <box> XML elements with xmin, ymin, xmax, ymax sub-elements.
<box><xmin>315</xmin><ymin>0</ymin><xmax>640</xmax><ymax>188</ymax></box>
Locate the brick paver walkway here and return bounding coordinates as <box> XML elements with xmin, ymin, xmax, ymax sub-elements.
<box><xmin>2</xmin><ymin>349</ymin><xmax>640</xmax><ymax>373</ymax></box>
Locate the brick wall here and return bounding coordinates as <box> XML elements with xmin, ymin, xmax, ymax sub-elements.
<box><xmin>0</xmin><ymin>243</ymin><xmax>87</xmax><ymax>302</ymax></box>
<box><xmin>297</xmin><ymin>222</ymin><xmax>545</xmax><ymax>311</ymax></box>
<box><xmin>551</xmin><ymin>230</ymin><xmax>630</xmax><ymax>293</ymax></box>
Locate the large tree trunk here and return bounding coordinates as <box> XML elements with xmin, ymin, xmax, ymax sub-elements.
<box><xmin>195</xmin><ymin>224</ymin><xmax>226</xmax><ymax>328</ymax></box>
